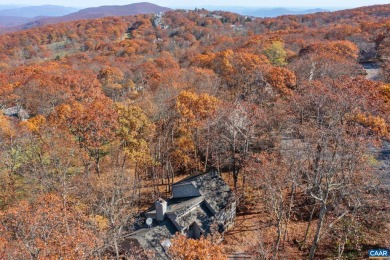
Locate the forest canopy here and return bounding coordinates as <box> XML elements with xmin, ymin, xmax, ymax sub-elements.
<box><xmin>0</xmin><ymin>4</ymin><xmax>389</xmax><ymax>259</ymax></box>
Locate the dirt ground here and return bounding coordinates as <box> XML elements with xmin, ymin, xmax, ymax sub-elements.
<box><xmin>222</xmin><ymin>210</ymin><xmax>312</xmax><ymax>259</ymax></box>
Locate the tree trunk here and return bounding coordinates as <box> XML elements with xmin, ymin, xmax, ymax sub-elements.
<box><xmin>275</xmin><ymin>211</ymin><xmax>283</xmax><ymax>256</ymax></box>
<box><xmin>232</xmin><ymin>141</ymin><xmax>238</xmax><ymax>190</ymax></box>
<box><xmin>308</xmin><ymin>202</ymin><xmax>327</xmax><ymax>260</ymax></box>
<box><xmin>231</xmin><ymin>128</ymin><xmax>238</xmax><ymax>190</ymax></box>
<box><xmin>95</xmin><ymin>150</ymin><xmax>101</xmax><ymax>176</ymax></box>
<box><xmin>242</xmin><ymin>175</ymin><xmax>246</xmax><ymax>196</ymax></box>
<box><xmin>62</xmin><ymin>172</ymin><xmax>70</xmax><ymax>235</ymax></box>
<box><xmin>169</xmin><ymin>160</ymin><xmax>175</xmax><ymax>190</ymax></box>
<box><xmin>217</xmin><ymin>153</ymin><xmax>221</xmax><ymax>175</ymax></box>
<box><xmin>113</xmin><ymin>232</ymin><xmax>120</xmax><ymax>260</ymax></box>
<box><xmin>283</xmin><ymin>183</ymin><xmax>296</xmax><ymax>243</ymax></box>
<box><xmin>204</xmin><ymin>126</ymin><xmax>210</xmax><ymax>172</ymax></box>
<box><xmin>301</xmin><ymin>204</ymin><xmax>316</xmax><ymax>248</ymax></box>
<box><xmin>166</xmin><ymin>162</ymin><xmax>170</xmax><ymax>193</ymax></box>
<box><xmin>274</xmin><ymin>198</ymin><xmax>284</xmax><ymax>258</ymax></box>
<box><xmin>233</xmin><ymin>169</ymin><xmax>238</xmax><ymax>191</ymax></box>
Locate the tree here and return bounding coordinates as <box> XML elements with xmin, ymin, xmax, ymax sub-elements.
<box><xmin>174</xmin><ymin>91</ymin><xmax>220</xmax><ymax>171</ymax></box>
<box><xmin>0</xmin><ymin>114</ymin><xmax>19</xmax><ymax>208</ymax></box>
<box><xmin>290</xmin><ymin>40</ymin><xmax>360</xmax><ymax>83</ymax></box>
<box><xmin>210</xmin><ymin>101</ymin><xmax>264</xmax><ymax>190</ymax></box>
<box><xmin>169</xmin><ymin>233</ymin><xmax>227</xmax><ymax>260</ymax></box>
<box><xmin>287</xmin><ymin>79</ymin><xmax>377</xmax><ymax>259</ymax></box>
<box><xmin>265</xmin><ymin>66</ymin><xmax>297</xmax><ymax>96</ymax></box>
<box><xmin>84</xmin><ymin>165</ymin><xmax>140</xmax><ymax>259</ymax></box>
<box><xmin>264</xmin><ymin>41</ymin><xmax>287</xmax><ymax>66</ymax></box>
<box><xmin>116</xmin><ymin>104</ymin><xmax>154</xmax><ymax>162</ymax></box>
<box><xmin>246</xmin><ymin>152</ymin><xmax>290</xmax><ymax>256</ymax></box>
<box><xmin>98</xmin><ymin>67</ymin><xmax>129</xmax><ymax>101</ymax></box>
<box><xmin>116</xmin><ymin>104</ymin><xmax>155</xmax><ymax>196</ymax></box>
<box><xmin>0</xmin><ymin>114</ymin><xmax>13</xmax><ymax>139</ymax></box>
<box><xmin>50</xmin><ymin>98</ymin><xmax>118</xmax><ymax>175</ymax></box>
<box><xmin>0</xmin><ymin>194</ymin><xmax>100</xmax><ymax>259</ymax></box>
<box><xmin>192</xmin><ymin>49</ymin><xmax>268</xmax><ymax>96</ymax></box>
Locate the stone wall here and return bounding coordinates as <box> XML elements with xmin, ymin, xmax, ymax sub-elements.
<box><xmin>215</xmin><ymin>201</ymin><xmax>236</xmax><ymax>232</ymax></box>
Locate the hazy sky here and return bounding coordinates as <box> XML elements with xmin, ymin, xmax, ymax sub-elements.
<box><xmin>0</xmin><ymin>0</ymin><xmax>389</xmax><ymax>8</ymax></box>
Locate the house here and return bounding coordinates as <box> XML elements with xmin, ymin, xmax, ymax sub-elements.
<box><xmin>123</xmin><ymin>169</ymin><xmax>236</xmax><ymax>259</ymax></box>
<box><xmin>2</xmin><ymin>105</ymin><xmax>29</xmax><ymax>121</ymax></box>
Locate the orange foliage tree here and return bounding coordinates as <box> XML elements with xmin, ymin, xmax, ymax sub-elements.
<box><xmin>174</xmin><ymin>90</ymin><xmax>220</xmax><ymax>171</ymax></box>
<box><xmin>50</xmin><ymin>98</ymin><xmax>118</xmax><ymax>175</ymax></box>
<box><xmin>169</xmin><ymin>233</ymin><xmax>227</xmax><ymax>260</ymax></box>
<box><xmin>265</xmin><ymin>66</ymin><xmax>297</xmax><ymax>95</ymax></box>
<box><xmin>0</xmin><ymin>194</ymin><xmax>100</xmax><ymax>259</ymax></box>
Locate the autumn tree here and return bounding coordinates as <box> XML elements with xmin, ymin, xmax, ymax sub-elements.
<box><xmin>116</xmin><ymin>103</ymin><xmax>155</xmax><ymax>195</ymax></box>
<box><xmin>192</xmin><ymin>49</ymin><xmax>269</xmax><ymax>96</ymax></box>
<box><xmin>290</xmin><ymin>40</ymin><xmax>360</xmax><ymax>83</ymax></box>
<box><xmin>175</xmin><ymin>90</ymin><xmax>220</xmax><ymax>171</ymax></box>
<box><xmin>82</xmin><ymin>166</ymin><xmax>140</xmax><ymax>259</ymax></box>
<box><xmin>264</xmin><ymin>41</ymin><xmax>288</xmax><ymax>66</ymax></box>
<box><xmin>245</xmin><ymin>152</ymin><xmax>294</xmax><ymax>257</ymax></box>
<box><xmin>265</xmin><ymin>66</ymin><xmax>297</xmax><ymax>96</ymax></box>
<box><xmin>0</xmin><ymin>114</ymin><xmax>19</xmax><ymax>207</ymax></box>
<box><xmin>98</xmin><ymin>66</ymin><xmax>132</xmax><ymax>101</ymax></box>
<box><xmin>209</xmin><ymin>101</ymin><xmax>266</xmax><ymax>190</ymax></box>
<box><xmin>287</xmin><ymin>79</ymin><xmax>380</xmax><ymax>259</ymax></box>
<box><xmin>0</xmin><ymin>194</ymin><xmax>100</xmax><ymax>259</ymax></box>
<box><xmin>50</xmin><ymin>98</ymin><xmax>118</xmax><ymax>175</ymax></box>
<box><xmin>169</xmin><ymin>233</ymin><xmax>227</xmax><ymax>260</ymax></box>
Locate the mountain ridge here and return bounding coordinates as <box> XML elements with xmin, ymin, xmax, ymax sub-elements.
<box><xmin>0</xmin><ymin>2</ymin><xmax>171</xmax><ymax>33</ymax></box>
<box><xmin>199</xmin><ymin>6</ymin><xmax>329</xmax><ymax>17</ymax></box>
<box><xmin>0</xmin><ymin>5</ymin><xmax>79</xmax><ymax>18</ymax></box>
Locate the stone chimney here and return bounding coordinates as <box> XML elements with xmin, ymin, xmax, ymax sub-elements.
<box><xmin>155</xmin><ymin>198</ymin><xmax>167</xmax><ymax>221</ymax></box>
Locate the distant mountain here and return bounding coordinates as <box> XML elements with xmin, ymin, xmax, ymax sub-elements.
<box><xmin>0</xmin><ymin>16</ymin><xmax>32</xmax><ymax>27</ymax></box>
<box><xmin>0</xmin><ymin>2</ymin><xmax>171</xmax><ymax>33</ymax></box>
<box><xmin>0</xmin><ymin>5</ymin><xmax>27</xmax><ymax>11</ymax></box>
<box><xmin>63</xmin><ymin>2</ymin><xmax>171</xmax><ymax>20</ymax></box>
<box><xmin>36</xmin><ymin>2</ymin><xmax>171</xmax><ymax>25</ymax></box>
<box><xmin>20</xmin><ymin>2</ymin><xmax>170</xmax><ymax>30</ymax></box>
<box><xmin>201</xmin><ymin>6</ymin><xmax>329</xmax><ymax>17</ymax></box>
<box><xmin>0</xmin><ymin>5</ymin><xmax>79</xmax><ymax>18</ymax></box>
<box><xmin>242</xmin><ymin>8</ymin><xmax>328</xmax><ymax>17</ymax></box>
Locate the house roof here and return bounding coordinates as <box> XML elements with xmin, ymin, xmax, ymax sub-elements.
<box><xmin>2</xmin><ymin>106</ymin><xmax>29</xmax><ymax>120</ymax></box>
<box><xmin>126</xmin><ymin>170</ymin><xmax>235</xmax><ymax>258</ymax></box>
<box><xmin>174</xmin><ymin>202</ymin><xmax>214</xmax><ymax>233</ymax></box>
<box><xmin>123</xmin><ymin>218</ymin><xmax>177</xmax><ymax>259</ymax></box>
<box><xmin>146</xmin><ymin>196</ymin><xmax>204</xmax><ymax>217</ymax></box>
<box><xmin>173</xmin><ymin>170</ymin><xmax>235</xmax><ymax>214</ymax></box>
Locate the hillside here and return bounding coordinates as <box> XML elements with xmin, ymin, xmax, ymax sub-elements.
<box><xmin>243</xmin><ymin>7</ymin><xmax>328</xmax><ymax>17</ymax></box>
<box><xmin>41</xmin><ymin>2</ymin><xmax>171</xmax><ymax>22</ymax></box>
<box><xmin>0</xmin><ymin>16</ymin><xmax>31</xmax><ymax>27</ymax></box>
<box><xmin>0</xmin><ymin>5</ymin><xmax>77</xmax><ymax>28</ymax></box>
<box><xmin>0</xmin><ymin>2</ymin><xmax>171</xmax><ymax>33</ymax></box>
<box><xmin>0</xmin><ymin>4</ymin><xmax>389</xmax><ymax>259</ymax></box>
<box><xmin>203</xmin><ymin>6</ymin><xmax>329</xmax><ymax>17</ymax></box>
